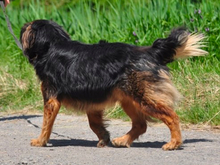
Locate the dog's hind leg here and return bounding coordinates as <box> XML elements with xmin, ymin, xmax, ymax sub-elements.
<box><xmin>87</xmin><ymin>110</ymin><xmax>110</xmax><ymax>147</ymax></box>
<box><xmin>112</xmin><ymin>97</ymin><xmax>147</xmax><ymax>147</ymax></box>
<box><xmin>120</xmin><ymin>70</ymin><xmax>182</xmax><ymax>150</ymax></box>
<box><xmin>31</xmin><ymin>83</ymin><xmax>61</xmax><ymax>147</ymax></box>
<box><xmin>142</xmin><ymin>105</ymin><xmax>182</xmax><ymax>150</ymax></box>
<box><xmin>139</xmin><ymin>75</ymin><xmax>182</xmax><ymax>150</ymax></box>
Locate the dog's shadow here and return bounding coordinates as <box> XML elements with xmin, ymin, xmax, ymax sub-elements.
<box><xmin>48</xmin><ymin>138</ymin><xmax>213</xmax><ymax>149</ymax></box>
<box><xmin>0</xmin><ymin>114</ymin><xmax>41</xmax><ymax>122</ymax></box>
<box><xmin>49</xmin><ymin>139</ymin><xmax>165</xmax><ymax>148</ymax></box>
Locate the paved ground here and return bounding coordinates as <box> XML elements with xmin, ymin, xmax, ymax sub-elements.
<box><xmin>0</xmin><ymin>113</ymin><xmax>220</xmax><ymax>165</ymax></box>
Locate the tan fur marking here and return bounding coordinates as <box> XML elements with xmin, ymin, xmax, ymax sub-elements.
<box><xmin>131</xmin><ymin>71</ymin><xmax>182</xmax><ymax>109</ymax></box>
<box><xmin>61</xmin><ymin>88</ymin><xmax>125</xmax><ymax>112</ymax></box>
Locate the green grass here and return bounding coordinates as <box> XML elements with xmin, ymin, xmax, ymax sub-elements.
<box><xmin>0</xmin><ymin>0</ymin><xmax>219</xmax><ymax>125</ymax></box>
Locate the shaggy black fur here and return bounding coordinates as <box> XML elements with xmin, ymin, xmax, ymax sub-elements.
<box><xmin>20</xmin><ymin>20</ymin><xmax>185</xmax><ymax>103</ymax></box>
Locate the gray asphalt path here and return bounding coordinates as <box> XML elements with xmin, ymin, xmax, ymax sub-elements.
<box><xmin>0</xmin><ymin>113</ymin><xmax>220</xmax><ymax>165</ymax></box>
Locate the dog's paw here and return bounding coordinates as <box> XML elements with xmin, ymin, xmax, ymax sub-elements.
<box><xmin>96</xmin><ymin>131</ymin><xmax>110</xmax><ymax>148</ymax></box>
<box><xmin>162</xmin><ymin>140</ymin><xmax>182</xmax><ymax>150</ymax></box>
<box><xmin>97</xmin><ymin>134</ymin><xmax>110</xmax><ymax>148</ymax></box>
<box><xmin>111</xmin><ymin>135</ymin><xmax>131</xmax><ymax>148</ymax></box>
<box><xmin>97</xmin><ymin>139</ymin><xmax>107</xmax><ymax>148</ymax></box>
<box><xmin>30</xmin><ymin>139</ymin><xmax>46</xmax><ymax>147</ymax></box>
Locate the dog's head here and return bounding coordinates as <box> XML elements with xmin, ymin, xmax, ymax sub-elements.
<box><xmin>20</xmin><ymin>20</ymin><xmax>70</xmax><ymax>63</ymax></box>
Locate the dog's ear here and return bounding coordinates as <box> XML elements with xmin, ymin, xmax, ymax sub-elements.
<box><xmin>20</xmin><ymin>22</ymin><xmax>36</xmax><ymax>51</ymax></box>
<box><xmin>20</xmin><ymin>22</ymin><xmax>42</xmax><ymax>63</ymax></box>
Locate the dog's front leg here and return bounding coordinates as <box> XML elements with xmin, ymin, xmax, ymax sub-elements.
<box><xmin>31</xmin><ymin>98</ymin><xmax>61</xmax><ymax>147</ymax></box>
<box><xmin>31</xmin><ymin>83</ymin><xmax>61</xmax><ymax>147</ymax></box>
<box><xmin>87</xmin><ymin>110</ymin><xmax>110</xmax><ymax>147</ymax></box>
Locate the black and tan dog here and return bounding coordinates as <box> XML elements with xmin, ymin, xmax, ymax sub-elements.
<box><xmin>20</xmin><ymin>20</ymin><xmax>207</xmax><ymax>150</ymax></box>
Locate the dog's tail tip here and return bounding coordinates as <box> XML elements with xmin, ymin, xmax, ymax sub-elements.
<box><xmin>174</xmin><ymin>29</ymin><xmax>208</xmax><ymax>59</ymax></box>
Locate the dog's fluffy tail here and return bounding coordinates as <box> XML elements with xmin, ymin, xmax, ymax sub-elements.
<box><xmin>150</xmin><ymin>27</ymin><xmax>208</xmax><ymax>65</ymax></box>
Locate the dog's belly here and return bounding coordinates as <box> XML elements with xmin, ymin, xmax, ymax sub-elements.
<box><xmin>60</xmin><ymin>88</ymin><xmax>125</xmax><ymax>111</ymax></box>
